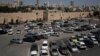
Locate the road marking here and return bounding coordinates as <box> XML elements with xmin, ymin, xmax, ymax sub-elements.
<box><xmin>27</xmin><ymin>48</ymin><xmax>30</xmax><ymax>56</ymax></box>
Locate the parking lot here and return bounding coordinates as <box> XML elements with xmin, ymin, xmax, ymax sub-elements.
<box><xmin>0</xmin><ymin>19</ymin><xmax>100</xmax><ymax>56</ymax></box>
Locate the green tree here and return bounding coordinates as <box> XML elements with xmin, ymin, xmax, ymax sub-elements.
<box><xmin>9</xmin><ymin>18</ymin><xmax>14</xmax><ymax>25</ymax></box>
<box><xmin>93</xmin><ymin>11</ymin><xmax>100</xmax><ymax>17</ymax></box>
<box><xmin>24</xmin><ymin>20</ymin><xmax>28</xmax><ymax>23</ymax></box>
<box><xmin>16</xmin><ymin>19</ymin><xmax>19</xmax><ymax>24</ymax></box>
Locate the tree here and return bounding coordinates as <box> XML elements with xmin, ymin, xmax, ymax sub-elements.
<box><xmin>93</xmin><ymin>11</ymin><xmax>100</xmax><ymax>21</ymax></box>
<box><xmin>48</xmin><ymin>6</ymin><xmax>54</xmax><ymax>10</ymax></box>
<box><xmin>24</xmin><ymin>20</ymin><xmax>28</xmax><ymax>23</ymax></box>
<box><xmin>9</xmin><ymin>18</ymin><xmax>14</xmax><ymax>25</ymax></box>
<box><xmin>93</xmin><ymin>11</ymin><xmax>100</xmax><ymax>17</ymax></box>
<box><xmin>3</xmin><ymin>18</ymin><xmax>6</xmax><ymax>24</ymax></box>
<box><xmin>88</xmin><ymin>13</ymin><xmax>92</xmax><ymax>17</ymax></box>
<box><xmin>57</xmin><ymin>7</ymin><xmax>62</xmax><ymax>10</ymax></box>
<box><xmin>16</xmin><ymin>19</ymin><xmax>19</xmax><ymax>24</ymax></box>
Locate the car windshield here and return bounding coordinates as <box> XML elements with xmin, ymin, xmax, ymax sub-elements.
<box><xmin>17</xmin><ymin>30</ymin><xmax>20</xmax><ymax>31</ymax></box>
<box><xmin>52</xmin><ymin>43</ymin><xmax>56</xmax><ymax>45</ymax></box>
<box><xmin>52</xmin><ymin>49</ymin><xmax>57</xmax><ymax>52</ymax></box>
<box><xmin>9</xmin><ymin>31</ymin><xmax>12</xmax><ymax>32</ymax></box>
<box><xmin>31</xmin><ymin>47</ymin><xmax>36</xmax><ymax>50</ymax></box>
<box><xmin>42</xmin><ymin>53</ymin><xmax>48</xmax><ymax>55</ymax></box>
<box><xmin>62</xmin><ymin>47</ymin><xmax>67</xmax><ymax>50</ymax></box>
<box><xmin>17</xmin><ymin>39</ymin><xmax>20</xmax><ymax>40</ymax></box>
<box><xmin>82</xmin><ymin>44</ymin><xmax>86</xmax><ymax>46</ymax></box>
<box><xmin>31</xmin><ymin>46</ymin><xmax>37</xmax><ymax>50</ymax></box>
<box><xmin>72</xmin><ymin>45</ymin><xmax>76</xmax><ymax>48</ymax></box>
<box><xmin>43</xmin><ymin>44</ymin><xmax>47</xmax><ymax>46</ymax></box>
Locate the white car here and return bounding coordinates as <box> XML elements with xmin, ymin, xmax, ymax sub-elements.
<box><xmin>31</xmin><ymin>51</ymin><xmax>38</xmax><ymax>56</ymax></box>
<box><xmin>90</xmin><ymin>38</ymin><xmax>99</xmax><ymax>45</ymax></box>
<box><xmin>0</xmin><ymin>28</ymin><xmax>2</xmax><ymax>30</ymax></box>
<box><xmin>27</xmin><ymin>29</ymin><xmax>32</xmax><ymax>32</ymax></box>
<box><xmin>83</xmin><ymin>35</ymin><xmax>88</xmax><ymax>39</ymax></box>
<box><xmin>16</xmin><ymin>30</ymin><xmax>21</xmax><ymax>34</ymax></box>
<box><xmin>70</xmin><ymin>36</ymin><xmax>78</xmax><ymax>43</ymax></box>
<box><xmin>30</xmin><ymin>43</ymin><xmax>38</xmax><ymax>56</ymax></box>
<box><xmin>42</xmin><ymin>40</ymin><xmax>48</xmax><ymax>50</ymax></box>
<box><xmin>41</xmin><ymin>49</ymin><xmax>48</xmax><ymax>56</ymax></box>
<box><xmin>46</xmin><ymin>30</ymin><xmax>54</xmax><ymax>34</ymax></box>
<box><xmin>88</xmin><ymin>33</ymin><xmax>96</xmax><ymax>39</ymax></box>
<box><xmin>76</xmin><ymin>41</ymin><xmax>87</xmax><ymax>49</ymax></box>
<box><xmin>24</xmin><ymin>26</ymin><xmax>29</xmax><ymax>30</ymax></box>
<box><xmin>10</xmin><ymin>38</ymin><xmax>23</xmax><ymax>44</ymax></box>
<box><xmin>40</xmin><ymin>31</ymin><xmax>49</xmax><ymax>35</ymax></box>
<box><xmin>76</xmin><ymin>34</ymin><xmax>84</xmax><ymax>41</ymax></box>
<box><xmin>8</xmin><ymin>29</ymin><xmax>13</xmax><ymax>35</ymax></box>
<box><xmin>68</xmin><ymin>41</ymin><xmax>79</xmax><ymax>52</ymax></box>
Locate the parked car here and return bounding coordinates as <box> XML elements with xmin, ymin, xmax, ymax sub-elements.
<box><xmin>50</xmin><ymin>46</ymin><xmax>58</xmax><ymax>56</ymax></box>
<box><xmin>24</xmin><ymin>26</ymin><xmax>29</xmax><ymax>30</ymax></box>
<box><xmin>91</xmin><ymin>30</ymin><xmax>100</xmax><ymax>35</ymax></box>
<box><xmin>0</xmin><ymin>28</ymin><xmax>7</xmax><ymax>34</ymax></box>
<box><xmin>30</xmin><ymin>43</ymin><xmax>38</xmax><ymax>56</ymax></box>
<box><xmin>83</xmin><ymin>39</ymin><xmax>94</xmax><ymax>48</ymax></box>
<box><xmin>62</xmin><ymin>28</ymin><xmax>74</xmax><ymax>33</ymax></box>
<box><xmin>76</xmin><ymin>34</ymin><xmax>84</xmax><ymax>41</ymax></box>
<box><xmin>67</xmin><ymin>41</ymin><xmax>79</xmax><ymax>52</ymax></box>
<box><xmin>58</xmin><ymin>43</ymin><xmax>68</xmax><ymax>55</ymax></box>
<box><xmin>90</xmin><ymin>38</ymin><xmax>99</xmax><ymax>45</ymax></box>
<box><xmin>76</xmin><ymin>41</ymin><xmax>87</xmax><ymax>49</ymax></box>
<box><xmin>24</xmin><ymin>32</ymin><xmax>34</xmax><ymax>38</ymax></box>
<box><xmin>70</xmin><ymin>36</ymin><xmax>78</xmax><ymax>43</ymax></box>
<box><xmin>91</xmin><ymin>30</ymin><xmax>100</xmax><ymax>42</ymax></box>
<box><xmin>49</xmin><ymin>41</ymin><xmax>57</xmax><ymax>48</ymax></box>
<box><xmin>38</xmin><ymin>32</ymin><xmax>49</xmax><ymax>39</ymax></box>
<box><xmin>40</xmin><ymin>49</ymin><xmax>48</xmax><ymax>56</ymax></box>
<box><xmin>88</xmin><ymin>33</ymin><xmax>95</xmax><ymax>38</ymax></box>
<box><xmin>8</xmin><ymin>29</ymin><xmax>13</xmax><ymax>35</ymax></box>
<box><xmin>96</xmin><ymin>24</ymin><xmax>100</xmax><ymax>28</ymax></box>
<box><xmin>74</xmin><ymin>24</ymin><xmax>93</xmax><ymax>31</ymax></box>
<box><xmin>23</xmin><ymin>37</ymin><xmax>35</xmax><ymax>42</ymax></box>
<box><xmin>27</xmin><ymin>29</ymin><xmax>33</xmax><ymax>32</ymax></box>
<box><xmin>81</xmin><ymin>25</ymin><xmax>93</xmax><ymax>30</ymax></box>
<box><xmin>16</xmin><ymin>30</ymin><xmax>21</xmax><ymax>34</ymax></box>
<box><xmin>42</xmin><ymin>40</ymin><xmax>49</xmax><ymax>50</ymax></box>
<box><xmin>10</xmin><ymin>38</ymin><xmax>23</xmax><ymax>44</ymax></box>
<box><xmin>50</xmin><ymin>32</ymin><xmax>59</xmax><ymax>37</ymax></box>
<box><xmin>4</xmin><ymin>24</ymin><xmax>12</xmax><ymax>29</ymax></box>
<box><xmin>81</xmin><ymin>33</ymin><xmax>89</xmax><ymax>40</ymax></box>
<box><xmin>49</xmin><ymin>41</ymin><xmax>58</xmax><ymax>56</ymax></box>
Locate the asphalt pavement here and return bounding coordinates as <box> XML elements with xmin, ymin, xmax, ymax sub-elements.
<box><xmin>0</xmin><ymin>24</ymin><xmax>100</xmax><ymax>56</ymax></box>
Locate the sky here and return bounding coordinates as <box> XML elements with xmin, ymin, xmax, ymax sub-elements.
<box><xmin>0</xmin><ymin>0</ymin><xmax>100</xmax><ymax>6</ymax></box>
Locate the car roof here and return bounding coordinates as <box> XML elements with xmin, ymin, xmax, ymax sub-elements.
<box><xmin>71</xmin><ymin>36</ymin><xmax>75</xmax><ymax>38</ymax></box>
<box><xmin>41</xmin><ymin>50</ymin><xmax>47</xmax><ymax>53</ymax></box>
<box><xmin>43</xmin><ymin>40</ymin><xmax>48</xmax><ymax>43</ymax></box>
<box><xmin>91</xmin><ymin>38</ymin><xmax>96</xmax><ymax>40</ymax></box>
<box><xmin>31</xmin><ymin>51</ymin><xmax>37</xmax><ymax>54</ymax></box>
<box><xmin>79</xmin><ymin>41</ymin><xmax>85</xmax><ymax>44</ymax></box>
<box><xmin>31</xmin><ymin>43</ymin><xmax>38</xmax><ymax>50</ymax></box>
<box><xmin>69</xmin><ymin>41</ymin><xmax>75</xmax><ymax>45</ymax></box>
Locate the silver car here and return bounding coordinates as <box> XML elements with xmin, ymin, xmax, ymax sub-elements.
<box><xmin>10</xmin><ymin>38</ymin><xmax>23</xmax><ymax>44</ymax></box>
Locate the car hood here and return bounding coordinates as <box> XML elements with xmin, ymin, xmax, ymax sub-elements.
<box><xmin>42</xmin><ymin>46</ymin><xmax>48</xmax><ymax>49</ymax></box>
<box><xmin>72</xmin><ymin>48</ymin><xmax>78</xmax><ymax>51</ymax></box>
<box><xmin>52</xmin><ymin>52</ymin><xmax>58</xmax><ymax>55</ymax></box>
<box><xmin>31</xmin><ymin>51</ymin><xmax>38</xmax><ymax>55</ymax></box>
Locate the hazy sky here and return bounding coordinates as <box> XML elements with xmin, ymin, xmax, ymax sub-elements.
<box><xmin>0</xmin><ymin>0</ymin><xmax>100</xmax><ymax>6</ymax></box>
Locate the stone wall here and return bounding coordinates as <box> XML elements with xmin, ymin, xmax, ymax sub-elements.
<box><xmin>0</xmin><ymin>10</ymin><xmax>91</xmax><ymax>23</ymax></box>
<box><xmin>48</xmin><ymin>12</ymin><xmax>90</xmax><ymax>20</ymax></box>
